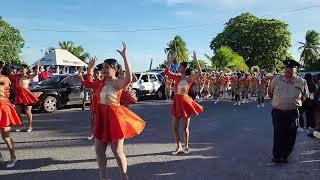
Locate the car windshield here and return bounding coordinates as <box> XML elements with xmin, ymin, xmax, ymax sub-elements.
<box><xmin>38</xmin><ymin>76</ymin><xmax>64</xmax><ymax>85</ymax></box>
<box><xmin>135</xmin><ymin>73</ymin><xmax>141</xmax><ymax>80</ymax></box>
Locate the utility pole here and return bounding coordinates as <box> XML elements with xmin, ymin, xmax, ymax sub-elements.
<box><xmin>149</xmin><ymin>58</ymin><xmax>153</xmax><ymax>70</ymax></box>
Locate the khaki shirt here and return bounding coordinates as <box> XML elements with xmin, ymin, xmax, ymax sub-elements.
<box><xmin>269</xmin><ymin>75</ymin><xmax>308</xmax><ymax>110</ymax></box>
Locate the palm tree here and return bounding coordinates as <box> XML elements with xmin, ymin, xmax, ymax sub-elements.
<box><xmin>164</xmin><ymin>35</ymin><xmax>188</xmax><ymax>64</ymax></box>
<box><xmin>299</xmin><ymin>30</ymin><xmax>320</xmax><ymax>69</ymax></box>
<box><xmin>208</xmin><ymin>46</ymin><xmax>248</xmax><ymax>72</ymax></box>
<box><xmin>58</xmin><ymin>41</ymin><xmax>90</xmax><ymax>63</ymax></box>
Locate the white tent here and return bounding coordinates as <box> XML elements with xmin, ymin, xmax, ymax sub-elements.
<box><xmin>34</xmin><ymin>49</ymin><xmax>88</xmax><ymax>67</ymax></box>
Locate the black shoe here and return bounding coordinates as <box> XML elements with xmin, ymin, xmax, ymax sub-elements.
<box><xmin>281</xmin><ymin>158</ymin><xmax>288</xmax><ymax>164</ymax></box>
<box><xmin>272</xmin><ymin>158</ymin><xmax>281</xmax><ymax>164</ymax></box>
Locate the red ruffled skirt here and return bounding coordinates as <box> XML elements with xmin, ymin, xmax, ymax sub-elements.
<box><xmin>15</xmin><ymin>88</ymin><xmax>39</xmax><ymax>105</ymax></box>
<box><xmin>172</xmin><ymin>94</ymin><xmax>203</xmax><ymax>119</ymax></box>
<box><xmin>0</xmin><ymin>99</ymin><xmax>21</xmax><ymax>128</ymax></box>
<box><xmin>90</xmin><ymin>94</ymin><xmax>98</xmax><ymax>113</ymax></box>
<box><xmin>94</xmin><ymin>103</ymin><xmax>145</xmax><ymax>143</ymax></box>
<box><xmin>120</xmin><ymin>91</ymin><xmax>137</xmax><ymax>106</ymax></box>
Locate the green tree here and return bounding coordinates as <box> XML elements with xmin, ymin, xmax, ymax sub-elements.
<box><xmin>209</xmin><ymin>46</ymin><xmax>249</xmax><ymax>72</ymax></box>
<box><xmin>299</xmin><ymin>30</ymin><xmax>320</xmax><ymax>70</ymax></box>
<box><xmin>0</xmin><ymin>16</ymin><xmax>24</xmax><ymax>64</ymax></box>
<box><xmin>164</xmin><ymin>35</ymin><xmax>188</xmax><ymax>64</ymax></box>
<box><xmin>189</xmin><ymin>59</ymin><xmax>207</xmax><ymax>69</ymax></box>
<box><xmin>58</xmin><ymin>41</ymin><xmax>90</xmax><ymax>63</ymax></box>
<box><xmin>210</xmin><ymin>13</ymin><xmax>291</xmax><ymax>72</ymax></box>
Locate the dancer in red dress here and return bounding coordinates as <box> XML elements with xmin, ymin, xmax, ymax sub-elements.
<box><xmin>118</xmin><ymin>66</ymin><xmax>138</xmax><ymax>107</ymax></box>
<box><xmin>165</xmin><ymin>51</ymin><xmax>203</xmax><ymax>155</ymax></box>
<box><xmin>86</xmin><ymin>43</ymin><xmax>145</xmax><ymax>180</ymax></box>
<box><xmin>0</xmin><ymin>63</ymin><xmax>21</xmax><ymax>168</ymax></box>
<box><xmin>79</xmin><ymin>64</ymin><xmax>103</xmax><ymax>140</ymax></box>
<box><xmin>10</xmin><ymin>64</ymin><xmax>39</xmax><ymax>132</ymax></box>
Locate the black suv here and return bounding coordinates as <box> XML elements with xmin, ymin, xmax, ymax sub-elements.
<box><xmin>30</xmin><ymin>74</ymin><xmax>90</xmax><ymax>113</ymax></box>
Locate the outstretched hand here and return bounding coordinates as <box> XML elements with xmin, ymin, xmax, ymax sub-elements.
<box><xmin>117</xmin><ymin>42</ymin><xmax>127</xmax><ymax>59</ymax></box>
<box><xmin>88</xmin><ymin>56</ymin><xmax>97</xmax><ymax>69</ymax></box>
<box><xmin>78</xmin><ymin>67</ymin><xmax>84</xmax><ymax>75</ymax></box>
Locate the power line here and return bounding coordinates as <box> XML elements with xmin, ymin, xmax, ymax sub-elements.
<box><xmin>17</xmin><ymin>4</ymin><xmax>320</xmax><ymax>33</ymax></box>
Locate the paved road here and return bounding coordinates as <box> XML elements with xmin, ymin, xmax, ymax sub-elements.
<box><xmin>0</xmin><ymin>100</ymin><xmax>319</xmax><ymax>180</ymax></box>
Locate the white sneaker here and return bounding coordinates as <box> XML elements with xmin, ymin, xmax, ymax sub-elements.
<box><xmin>313</xmin><ymin>131</ymin><xmax>320</xmax><ymax>139</ymax></box>
<box><xmin>172</xmin><ymin>147</ymin><xmax>183</xmax><ymax>155</ymax></box>
<box><xmin>27</xmin><ymin>127</ymin><xmax>33</xmax><ymax>132</ymax></box>
<box><xmin>15</xmin><ymin>128</ymin><xmax>22</xmax><ymax>132</ymax></box>
<box><xmin>6</xmin><ymin>159</ymin><xmax>17</xmax><ymax>168</ymax></box>
<box><xmin>257</xmin><ymin>104</ymin><xmax>261</xmax><ymax>108</ymax></box>
<box><xmin>183</xmin><ymin>147</ymin><xmax>190</xmax><ymax>155</ymax></box>
<box><xmin>237</xmin><ymin>102</ymin><xmax>241</xmax><ymax>106</ymax></box>
<box><xmin>261</xmin><ymin>103</ymin><xmax>265</xmax><ymax>107</ymax></box>
<box><xmin>87</xmin><ymin>135</ymin><xmax>94</xmax><ymax>140</ymax></box>
<box><xmin>242</xmin><ymin>100</ymin><xmax>246</xmax><ymax>104</ymax></box>
<box><xmin>234</xmin><ymin>102</ymin><xmax>238</xmax><ymax>106</ymax></box>
<box><xmin>245</xmin><ymin>99</ymin><xmax>248</xmax><ymax>104</ymax></box>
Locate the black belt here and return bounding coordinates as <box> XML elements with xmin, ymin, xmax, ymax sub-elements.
<box><xmin>273</xmin><ymin>107</ymin><xmax>298</xmax><ymax>112</ymax></box>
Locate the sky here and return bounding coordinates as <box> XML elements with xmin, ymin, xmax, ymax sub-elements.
<box><xmin>1</xmin><ymin>0</ymin><xmax>320</xmax><ymax>71</ymax></box>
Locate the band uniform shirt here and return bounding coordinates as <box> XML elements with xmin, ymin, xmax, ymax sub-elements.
<box><xmin>269</xmin><ymin>75</ymin><xmax>309</xmax><ymax>110</ymax></box>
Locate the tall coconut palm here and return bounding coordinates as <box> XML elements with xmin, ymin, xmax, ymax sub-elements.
<box><xmin>164</xmin><ymin>35</ymin><xmax>188</xmax><ymax>64</ymax></box>
<box><xmin>299</xmin><ymin>30</ymin><xmax>320</xmax><ymax>69</ymax></box>
<box><xmin>58</xmin><ymin>41</ymin><xmax>90</xmax><ymax>63</ymax></box>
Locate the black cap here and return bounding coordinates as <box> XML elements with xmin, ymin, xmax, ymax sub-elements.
<box><xmin>284</xmin><ymin>59</ymin><xmax>300</xmax><ymax>68</ymax></box>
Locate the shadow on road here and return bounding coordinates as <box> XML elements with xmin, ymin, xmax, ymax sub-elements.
<box><xmin>1</xmin><ymin>155</ymin><xmax>219</xmax><ymax>180</ymax></box>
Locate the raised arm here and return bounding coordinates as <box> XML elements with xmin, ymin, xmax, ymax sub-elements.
<box><xmin>187</xmin><ymin>51</ymin><xmax>202</xmax><ymax>84</ymax></box>
<box><xmin>79</xmin><ymin>57</ymin><xmax>100</xmax><ymax>89</ymax></box>
<box><xmin>115</xmin><ymin>42</ymin><xmax>132</xmax><ymax>90</ymax></box>
<box><xmin>27</xmin><ymin>62</ymin><xmax>40</xmax><ymax>79</ymax></box>
<box><xmin>165</xmin><ymin>52</ymin><xmax>179</xmax><ymax>80</ymax></box>
<box><xmin>131</xmin><ymin>72</ymin><xmax>137</xmax><ymax>82</ymax></box>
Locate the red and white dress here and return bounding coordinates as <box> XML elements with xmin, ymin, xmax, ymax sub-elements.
<box><xmin>0</xmin><ymin>81</ymin><xmax>21</xmax><ymax>128</ymax></box>
<box><xmin>10</xmin><ymin>75</ymin><xmax>39</xmax><ymax>105</ymax></box>
<box><xmin>165</xmin><ymin>68</ymin><xmax>203</xmax><ymax>119</ymax></box>
<box><xmin>80</xmin><ymin>74</ymin><xmax>100</xmax><ymax>114</ymax></box>
<box><xmin>85</xmin><ymin>74</ymin><xmax>145</xmax><ymax>143</ymax></box>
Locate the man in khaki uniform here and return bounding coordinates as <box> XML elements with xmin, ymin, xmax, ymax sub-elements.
<box><xmin>268</xmin><ymin>59</ymin><xmax>309</xmax><ymax>164</ymax></box>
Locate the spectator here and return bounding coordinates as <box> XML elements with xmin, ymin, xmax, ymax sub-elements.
<box><xmin>31</xmin><ymin>66</ymin><xmax>39</xmax><ymax>86</ymax></box>
<box><xmin>39</xmin><ymin>65</ymin><xmax>52</xmax><ymax>81</ymax></box>
<box><xmin>302</xmin><ymin>73</ymin><xmax>318</xmax><ymax>136</ymax></box>
<box><xmin>313</xmin><ymin>73</ymin><xmax>320</xmax><ymax>138</ymax></box>
<box><xmin>52</xmin><ymin>66</ymin><xmax>59</xmax><ymax>75</ymax></box>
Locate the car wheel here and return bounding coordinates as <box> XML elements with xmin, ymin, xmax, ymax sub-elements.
<box><xmin>42</xmin><ymin>96</ymin><xmax>57</xmax><ymax>113</ymax></box>
<box><xmin>156</xmin><ymin>89</ymin><xmax>164</xmax><ymax>100</ymax></box>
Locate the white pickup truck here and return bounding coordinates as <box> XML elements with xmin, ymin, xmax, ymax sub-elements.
<box><xmin>131</xmin><ymin>72</ymin><xmax>165</xmax><ymax>100</ymax></box>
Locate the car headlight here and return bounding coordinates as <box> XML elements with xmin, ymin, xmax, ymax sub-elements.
<box><xmin>32</xmin><ymin>92</ymin><xmax>43</xmax><ymax>97</ymax></box>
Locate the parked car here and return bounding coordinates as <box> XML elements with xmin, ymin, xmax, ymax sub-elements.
<box><xmin>132</xmin><ymin>72</ymin><xmax>165</xmax><ymax>100</ymax></box>
<box><xmin>30</xmin><ymin>74</ymin><xmax>90</xmax><ymax>113</ymax></box>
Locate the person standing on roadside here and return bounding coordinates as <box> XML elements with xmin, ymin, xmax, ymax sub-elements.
<box><xmin>268</xmin><ymin>59</ymin><xmax>309</xmax><ymax>164</ymax></box>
